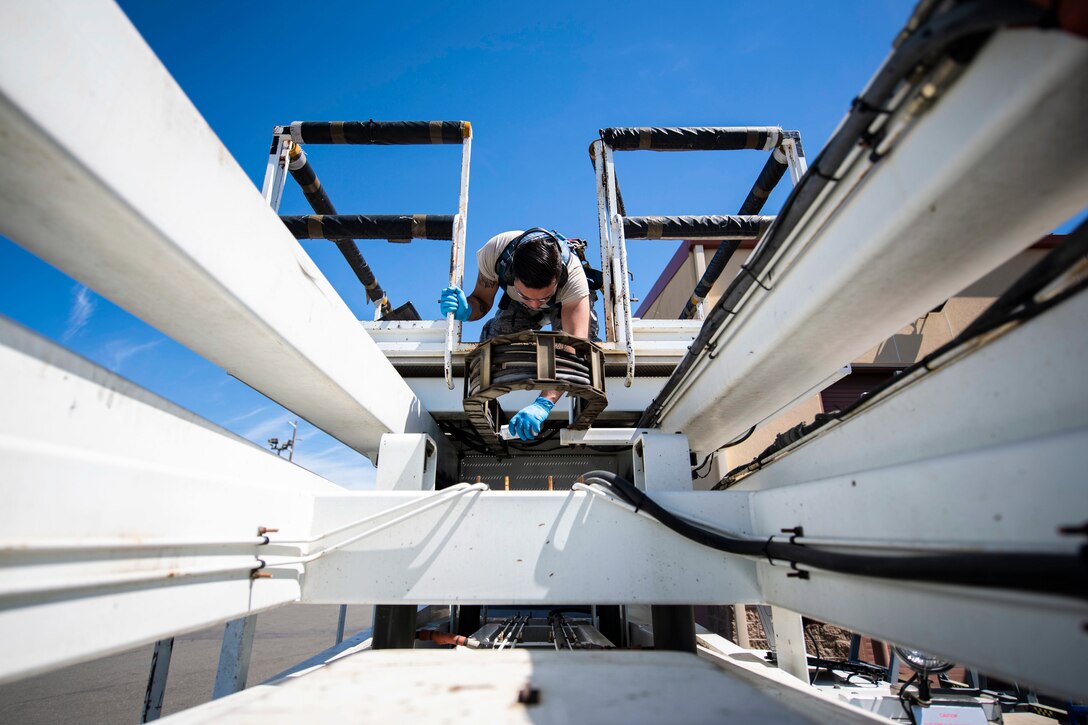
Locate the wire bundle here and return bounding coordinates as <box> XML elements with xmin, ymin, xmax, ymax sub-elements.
<box><xmin>580</xmin><ymin>471</ymin><xmax>1088</xmax><ymax>601</ymax></box>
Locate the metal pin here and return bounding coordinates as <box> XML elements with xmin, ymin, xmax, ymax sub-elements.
<box><xmin>548</xmin><ymin>475</ymin><xmax>553</xmax><ymax>492</ymax></box>
<box><xmin>257</xmin><ymin>526</ymin><xmax>279</xmax><ymax>535</ymax></box>
<box><xmin>504</xmin><ymin>475</ymin><xmax>510</xmax><ymax>491</ymax></box>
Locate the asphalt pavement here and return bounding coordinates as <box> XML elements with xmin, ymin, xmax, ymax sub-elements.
<box><xmin>0</xmin><ymin>604</ymin><xmax>375</xmax><ymax>723</ymax></box>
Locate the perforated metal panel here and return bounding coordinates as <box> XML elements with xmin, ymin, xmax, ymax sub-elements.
<box><xmin>459</xmin><ymin>452</ymin><xmax>627</xmax><ymax>491</ymax></box>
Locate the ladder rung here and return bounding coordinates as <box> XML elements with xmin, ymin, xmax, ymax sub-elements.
<box><xmin>622</xmin><ymin>215</ymin><xmax>774</xmax><ymax>240</ymax></box>
<box><xmin>600</xmin><ymin>126</ymin><xmax>782</xmax><ymax>152</ymax></box>
<box><xmin>278</xmin><ymin>120</ymin><xmax>470</xmax><ymax>146</ymax></box>
<box><xmin>281</xmin><ymin>214</ymin><xmax>455</xmax><ymax>241</ymax></box>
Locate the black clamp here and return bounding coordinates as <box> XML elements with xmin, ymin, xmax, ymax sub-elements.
<box><xmin>740</xmin><ymin>265</ymin><xmax>772</xmax><ymax>291</ymax></box>
<box><xmin>851</xmin><ymin>95</ymin><xmax>892</xmax><ymax>116</ymax></box>
<box><xmin>781</xmin><ymin>526</ymin><xmax>805</xmax><ymax>545</ymax></box>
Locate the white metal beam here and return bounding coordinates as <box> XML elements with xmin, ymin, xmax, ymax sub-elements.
<box><xmin>734</xmin><ymin>290</ymin><xmax>1088</xmax><ymax>700</ymax></box>
<box><xmin>0</xmin><ymin>318</ymin><xmax>337</xmax><ymax>684</ymax></box>
<box><xmin>658</xmin><ymin>30</ymin><xmax>1088</xmax><ymax>451</ymax></box>
<box><xmin>298</xmin><ymin>490</ymin><xmax>759</xmax><ymax>605</ymax></box>
<box><xmin>759</xmin><ymin>565</ymin><xmax>1087</xmax><ymax>702</ymax></box>
<box><xmin>0</xmin><ymin>1</ymin><xmax>439</xmax><ymax>457</ymax></box>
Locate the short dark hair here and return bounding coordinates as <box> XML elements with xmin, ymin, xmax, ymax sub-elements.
<box><xmin>512</xmin><ymin>232</ymin><xmax>562</xmax><ymax>288</ymax></box>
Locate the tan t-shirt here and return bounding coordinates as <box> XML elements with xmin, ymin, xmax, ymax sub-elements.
<box><xmin>476</xmin><ymin>230</ymin><xmax>590</xmax><ymax>309</ymax></box>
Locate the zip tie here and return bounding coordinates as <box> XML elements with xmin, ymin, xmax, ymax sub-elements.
<box><xmin>740</xmin><ymin>265</ymin><xmax>772</xmax><ymax>291</ymax></box>
<box><xmin>810</xmin><ymin>166</ymin><xmax>844</xmax><ymax>182</ymax></box>
<box><xmin>763</xmin><ymin>536</ymin><xmax>779</xmax><ymax>567</ymax></box>
<box><xmin>851</xmin><ymin>96</ymin><xmax>893</xmax><ymax>115</ymax></box>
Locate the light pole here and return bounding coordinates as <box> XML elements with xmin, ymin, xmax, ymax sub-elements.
<box><xmin>267</xmin><ymin>420</ymin><xmax>299</xmax><ymax>460</ymax></box>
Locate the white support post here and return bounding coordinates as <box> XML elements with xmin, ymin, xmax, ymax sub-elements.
<box><xmin>633</xmin><ymin>432</ymin><xmax>693</xmax><ymax>492</ymax></box>
<box><xmin>592</xmin><ymin>140</ymin><xmax>616</xmax><ymax>342</ymax></box>
<box><xmin>602</xmin><ymin>143</ymin><xmax>635</xmax><ymax>386</ymax></box>
<box><xmin>780</xmin><ymin>135</ymin><xmax>807</xmax><ymax>186</ymax></box>
<box><xmin>261</xmin><ymin>134</ymin><xmax>291</xmax><ymax>210</ymax></box>
<box><xmin>212</xmin><ymin>615</ymin><xmax>258</xmax><ymax>699</ymax></box>
<box><xmin>141</xmin><ymin>638</ymin><xmax>174</xmax><ymax>722</ymax></box>
<box><xmin>374</xmin><ymin>434</ymin><xmax>437</xmax><ymax>491</ymax></box>
<box><xmin>445</xmin><ymin>127</ymin><xmax>472</xmax><ymax>390</ymax></box>
<box><xmin>692</xmin><ymin>244</ymin><xmax>707</xmax><ymax>321</ymax></box>
<box><xmin>769</xmin><ymin>606</ymin><xmax>808</xmax><ymax>683</ymax></box>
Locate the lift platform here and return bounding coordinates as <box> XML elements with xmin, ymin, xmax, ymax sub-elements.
<box><xmin>0</xmin><ymin>1</ymin><xmax>1086</xmax><ymax>723</ymax></box>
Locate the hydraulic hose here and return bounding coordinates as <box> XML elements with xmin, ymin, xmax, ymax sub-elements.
<box><xmin>582</xmin><ymin>470</ymin><xmax>1088</xmax><ymax>600</ymax></box>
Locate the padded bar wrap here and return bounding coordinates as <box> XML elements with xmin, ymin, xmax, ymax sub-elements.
<box><xmin>601</xmin><ymin>126</ymin><xmax>782</xmax><ymax>151</ymax></box>
<box><xmin>286</xmin><ymin>120</ymin><xmax>467</xmax><ymax>145</ymax></box>
<box><xmin>285</xmin><ymin>145</ymin><xmax>389</xmax><ymax>305</ymax></box>
<box><xmin>739</xmin><ymin>151</ymin><xmax>789</xmax><ymax>216</ymax></box>
<box><xmin>623</xmin><ymin>215</ymin><xmax>774</xmax><ymax>240</ymax></box>
<box><xmin>281</xmin><ymin>214</ymin><xmax>455</xmax><ymax>240</ymax></box>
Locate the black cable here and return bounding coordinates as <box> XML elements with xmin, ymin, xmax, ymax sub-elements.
<box><xmin>583</xmin><ymin>470</ymin><xmax>1088</xmax><ymax>600</ymax></box>
<box><xmin>437</xmin><ymin>420</ymin><xmax>494</xmax><ymax>456</ymax></box>
<box><xmin>692</xmin><ymin>425</ymin><xmax>757</xmax><ymax>478</ymax></box>
<box><xmin>723</xmin><ymin>425</ymin><xmax>757</xmax><ymax>448</ymax></box>
<box><xmin>900</xmin><ymin>671</ymin><xmax>920</xmax><ymax>725</ymax></box>
<box><xmin>507</xmin><ymin>424</ymin><xmax>561</xmax><ymax>448</ymax></box>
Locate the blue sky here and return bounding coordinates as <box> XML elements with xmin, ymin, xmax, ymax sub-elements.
<box><xmin>1</xmin><ymin>1</ymin><xmax>924</xmax><ymax>487</ymax></box>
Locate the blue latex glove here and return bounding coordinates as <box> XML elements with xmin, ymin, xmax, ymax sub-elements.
<box><xmin>440</xmin><ymin>286</ymin><xmax>471</xmax><ymax>321</ymax></box>
<box><xmin>509</xmin><ymin>397</ymin><xmax>555</xmax><ymax>440</ymax></box>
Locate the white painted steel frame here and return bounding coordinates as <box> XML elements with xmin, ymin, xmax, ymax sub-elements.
<box><xmin>445</xmin><ymin>129</ymin><xmax>472</xmax><ymax>389</ymax></box>
<box><xmin>0</xmin><ymin>0</ymin><xmax>440</xmax><ymax>458</ymax></box>
<box><xmin>656</xmin><ymin>30</ymin><xmax>1088</xmax><ymax>452</ymax></box>
<box><xmin>603</xmin><ymin>143</ymin><xmax>637</xmax><ymax>387</ymax></box>
<box><xmin>736</xmin><ymin>290</ymin><xmax>1088</xmax><ymax>700</ymax></box>
<box><xmin>0</xmin><ymin>318</ymin><xmax>334</xmax><ymax>684</ymax></box>
<box><xmin>296</xmin><ymin>489</ymin><xmax>760</xmax><ymax>605</ymax></box>
<box><xmin>592</xmin><ymin>140</ymin><xmax>617</xmax><ymax>345</ymax></box>
<box><xmin>4</xmin><ymin>295</ymin><xmax>1085</xmax><ymax>697</ymax></box>
<box><xmin>261</xmin><ymin>136</ymin><xmax>291</xmax><ymax>211</ymax></box>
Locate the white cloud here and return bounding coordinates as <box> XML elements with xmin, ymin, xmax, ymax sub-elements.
<box><xmin>63</xmin><ymin>285</ymin><xmax>96</xmax><ymax>341</ymax></box>
<box><xmin>239</xmin><ymin>412</ymin><xmax>295</xmax><ymax>443</ymax></box>
<box><xmin>296</xmin><ymin>447</ymin><xmax>377</xmax><ymax>490</ymax></box>
<box><xmin>223</xmin><ymin>405</ymin><xmax>271</xmax><ymax>425</ymax></box>
<box><xmin>103</xmin><ymin>338</ymin><xmax>162</xmax><ymax>372</ymax></box>
<box><xmin>236</xmin><ymin>416</ymin><xmax>377</xmax><ymax>489</ymax></box>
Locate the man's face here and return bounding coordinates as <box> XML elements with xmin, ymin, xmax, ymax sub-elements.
<box><xmin>513</xmin><ymin>279</ymin><xmax>558</xmax><ymax>310</ymax></box>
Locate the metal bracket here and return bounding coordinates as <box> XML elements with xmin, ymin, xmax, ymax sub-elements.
<box><xmin>463</xmin><ymin>331</ymin><xmax>607</xmax><ymax>448</ymax></box>
<box><xmin>375</xmin><ymin>433</ymin><xmax>438</xmax><ymax>491</ymax></box>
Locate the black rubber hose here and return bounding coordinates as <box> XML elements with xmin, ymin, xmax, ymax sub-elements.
<box><xmin>582</xmin><ymin>470</ymin><xmax>1088</xmax><ymax>600</ymax></box>
<box><xmin>680</xmin><ymin>145</ymin><xmax>793</xmax><ymax>320</ymax></box>
<box><xmin>640</xmin><ymin>0</ymin><xmax>1050</xmax><ymax>428</ymax></box>
<box><xmin>286</xmin><ymin>145</ymin><xmax>390</xmax><ymax>312</ymax></box>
